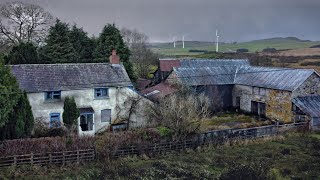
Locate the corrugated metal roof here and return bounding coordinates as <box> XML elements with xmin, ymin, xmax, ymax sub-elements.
<box><xmin>180</xmin><ymin>59</ymin><xmax>250</xmax><ymax>68</ymax></box>
<box><xmin>174</xmin><ymin>66</ymin><xmax>238</xmax><ymax>86</ymax></box>
<box><xmin>235</xmin><ymin>66</ymin><xmax>315</xmax><ymax>91</ymax></box>
<box><xmin>173</xmin><ymin>64</ymin><xmax>315</xmax><ymax>91</ymax></box>
<box><xmin>293</xmin><ymin>95</ymin><xmax>320</xmax><ymax>117</ymax></box>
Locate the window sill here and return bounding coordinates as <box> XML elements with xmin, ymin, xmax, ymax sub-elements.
<box><xmin>44</xmin><ymin>99</ymin><xmax>62</xmax><ymax>103</ymax></box>
<box><xmin>94</xmin><ymin>96</ymin><xmax>110</xmax><ymax>100</ymax></box>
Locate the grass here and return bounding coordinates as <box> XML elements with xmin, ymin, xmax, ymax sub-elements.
<box><xmin>201</xmin><ymin>112</ymin><xmax>272</xmax><ymax>131</ymax></box>
<box><xmin>152</xmin><ymin>37</ymin><xmax>320</xmax><ymax>56</ymax></box>
<box><xmin>2</xmin><ymin>133</ymin><xmax>320</xmax><ymax>179</ymax></box>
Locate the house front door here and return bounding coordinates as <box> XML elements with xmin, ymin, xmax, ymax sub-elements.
<box><xmin>79</xmin><ymin>113</ymin><xmax>95</xmax><ymax>136</ymax></box>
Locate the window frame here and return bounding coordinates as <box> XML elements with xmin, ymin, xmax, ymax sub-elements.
<box><xmin>101</xmin><ymin>109</ymin><xmax>112</xmax><ymax>123</ymax></box>
<box><xmin>45</xmin><ymin>91</ymin><xmax>61</xmax><ymax>101</ymax></box>
<box><xmin>50</xmin><ymin>113</ymin><xmax>61</xmax><ymax>128</ymax></box>
<box><xmin>94</xmin><ymin>88</ymin><xmax>109</xmax><ymax>98</ymax></box>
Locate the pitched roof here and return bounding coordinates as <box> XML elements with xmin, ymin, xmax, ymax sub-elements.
<box><xmin>159</xmin><ymin>59</ymin><xmax>181</xmax><ymax>72</ymax></box>
<box><xmin>235</xmin><ymin>66</ymin><xmax>315</xmax><ymax>91</ymax></box>
<box><xmin>173</xmin><ymin>63</ymin><xmax>316</xmax><ymax>91</ymax></box>
<box><xmin>10</xmin><ymin>63</ymin><xmax>131</xmax><ymax>93</ymax></box>
<box><xmin>293</xmin><ymin>95</ymin><xmax>320</xmax><ymax>117</ymax></box>
<box><xmin>174</xmin><ymin>66</ymin><xmax>238</xmax><ymax>86</ymax></box>
<box><xmin>158</xmin><ymin>58</ymin><xmax>249</xmax><ymax>72</ymax></box>
<box><xmin>136</xmin><ymin>78</ymin><xmax>152</xmax><ymax>90</ymax></box>
<box><xmin>140</xmin><ymin>82</ymin><xmax>177</xmax><ymax>100</ymax></box>
<box><xmin>180</xmin><ymin>59</ymin><xmax>250</xmax><ymax>68</ymax></box>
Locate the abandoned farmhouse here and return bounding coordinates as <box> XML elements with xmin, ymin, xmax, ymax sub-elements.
<box><xmin>144</xmin><ymin>59</ymin><xmax>320</xmax><ymax>128</ymax></box>
<box><xmin>10</xmin><ymin>52</ymin><xmax>148</xmax><ymax>136</ymax></box>
<box><xmin>8</xmin><ymin>51</ymin><xmax>320</xmax><ymax>135</ymax></box>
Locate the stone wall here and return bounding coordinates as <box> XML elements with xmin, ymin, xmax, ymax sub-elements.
<box><xmin>233</xmin><ymin>85</ymin><xmax>293</xmax><ymax>123</ymax></box>
<box><xmin>292</xmin><ymin>72</ymin><xmax>320</xmax><ymax>98</ymax></box>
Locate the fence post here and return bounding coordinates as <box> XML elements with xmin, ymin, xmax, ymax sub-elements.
<box><xmin>13</xmin><ymin>155</ymin><xmax>17</xmax><ymax>166</ymax></box>
<box><xmin>31</xmin><ymin>153</ymin><xmax>34</xmax><ymax>166</ymax></box>
<box><xmin>77</xmin><ymin>150</ymin><xmax>80</xmax><ymax>164</ymax></box>
<box><xmin>63</xmin><ymin>152</ymin><xmax>65</xmax><ymax>165</ymax></box>
<box><xmin>49</xmin><ymin>153</ymin><xmax>52</xmax><ymax>164</ymax></box>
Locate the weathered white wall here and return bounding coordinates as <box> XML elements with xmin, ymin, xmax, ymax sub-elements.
<box><xmin>27</xmin><ymin>87</ymin><xmax>150</xmax><ymax>135</ymax></box>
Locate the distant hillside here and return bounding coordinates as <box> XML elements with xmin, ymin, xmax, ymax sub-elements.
<box><xmin>151</xmin><ymin>37</ymin><xmax>320</xmax><ymax>56</ymax></box>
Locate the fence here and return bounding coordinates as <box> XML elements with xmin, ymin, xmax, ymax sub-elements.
<box><xmin>0</xmin><ymin>122</ymin><xmax>305</xmax><ymax>167</ymax></box>
<box><xmin>112</xmin><ymin>123</ymin><xmax>305</xmax><ymax>158</ymax></box>
<box><xmin>0</xmin><ymin>149</ymin><xmax>94</xmax><ymax>167</ymax></box>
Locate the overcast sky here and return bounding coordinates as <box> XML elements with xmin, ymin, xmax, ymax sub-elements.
<box><xmin>16</xmin><ymin>0</ymin><xmax>320</xmax><ymax>42</ymax></box>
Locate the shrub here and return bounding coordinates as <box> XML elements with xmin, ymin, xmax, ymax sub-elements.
<box><xmin>0</xmin><ymin>135</ymin><xmax>95</xmax><ymax>157</ymax></box>
<box><xmin>157</xmin><ymin>126</ymin><xmax>173</xmax><ymax>138</ymax></box>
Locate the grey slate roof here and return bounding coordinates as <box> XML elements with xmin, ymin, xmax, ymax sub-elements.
<box><xmin>293</xmin><ymin>96</ymin><xmax>320</xmax><ymax>117</ymax></box>
<box><xmin>180</xmin><ymin>59</ymin><xmax>250</xmax><ymax>68</ymax></box>
<box><xmin>173</xmin><ymin>61</ymin><xmax>316</xmax><ymax>91</ymax></box>
<box><xmin>10</xmin><ymin>63</ymin><xmax>131</xmax><ymax>93</ymax></box>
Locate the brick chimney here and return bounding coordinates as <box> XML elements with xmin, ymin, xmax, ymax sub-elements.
<box><xmin>109</xmin><ymin>49</ymin><xmax>120</xmax><ymax>65</ymax></box>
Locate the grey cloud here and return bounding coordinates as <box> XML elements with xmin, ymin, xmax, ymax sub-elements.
<box><xmin>15</xmin><ymin>0</ymin><xmax>320</xmax><ymax>42</ymax></box>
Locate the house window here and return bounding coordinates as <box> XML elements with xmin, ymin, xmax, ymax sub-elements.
<box><xmin>94</xmin><ymin>88</ymin><xmax>108</xmax><ymax>98</ymax></box>
<box><xmin>50</xmin><ymin>113</ymin><xmax>61</xmax><ymax>128</ymax></box>
<box><xmin>101</xmin><ymin>109</ymin><xmax>111</xmax><ymax>123</ymax></box>
<box><xmin>251</xmin><ymin>101</ymin><xmax>266</xmax><ymax>117</ymax></box>
<box><xmin>80</xmin><ymin>113</ymin><xmax>94</xmax><ymax>131</ymax></box>
<box><xmin>46</xmin><ymin>91</ymin><xmax>61</xmax><ymax>100</ymax></box>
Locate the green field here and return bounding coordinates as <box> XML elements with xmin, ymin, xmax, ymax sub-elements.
<box><xmin>151</xmin><ymin>37</ymin><xmax>320</xmax><ymax>56</ymax></box>
<box><xmin>2</xmin><ymin>133</ymin><xmax>320</xmax><ymax>179</ymax></box>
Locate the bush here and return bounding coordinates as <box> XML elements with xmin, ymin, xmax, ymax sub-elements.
<box><xmin>262</xmin><ymin>48</ymin><xmax>277</xmax><ymax>53</ymax></box>
<box><xmin>236</xmin><ymin>48</ymin><xmax>249</xmax><ymax>53</ymax></box>
<box><xmin>157</xmin><ymin>126</ymin><xmax>173</xmax><ymax>138</ymax></box>
<box><xmin>0</xmin><ymin>136</ymin><xmax>95</xmax><ymax>157</ymax></box>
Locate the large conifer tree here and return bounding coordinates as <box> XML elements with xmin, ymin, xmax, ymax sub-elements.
<box><xmin>69</xmin><ymin>25</ymin><xmax>95</xmax><ymax>62</ymax></box>
<box><xmin>94</xmin><ymin>24</ymin><xmax>135</xmax><ymax>80</ymax></box>
<box><xmin>39</xmin><ymin>19</ymin><xmax>78</xmax><ymax>63</ymax></box>
<box><xmin>5</xmin><ymin>42</ymin><xmax>39</xmax><ymax>64</ymax></box>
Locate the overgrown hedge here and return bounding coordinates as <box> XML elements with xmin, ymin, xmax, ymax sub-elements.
<box><xmin>0</xmin><ymin>136</ymin><xmax>95</xmax><ymax>157</ymax></box>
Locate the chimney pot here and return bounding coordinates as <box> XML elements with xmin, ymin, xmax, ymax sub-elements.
<box><xmin>109</xmin><ymin>49</ymin><xmax>120</xmax><ymax>65</ymax></box>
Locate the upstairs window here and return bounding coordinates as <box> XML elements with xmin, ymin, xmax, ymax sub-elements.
<box><xmin>50</xmin><ymin>113</ymin><xmax>61</xmax><ymax>128</ymax></box>
<box><xmin>46</xmin><ymin>91</ymin><xmax>61</xmax><ymax>100</ymax></box>
<box><xmin>94</xmin><ymin>88</ymin><xmax>108</xmax><ymax>98</ymax></box>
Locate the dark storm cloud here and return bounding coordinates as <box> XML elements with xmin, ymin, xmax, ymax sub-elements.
<box><xmin>15</xmin><ymin>0</ymin><xmax>320</xmax><ymax>42</ymax></box>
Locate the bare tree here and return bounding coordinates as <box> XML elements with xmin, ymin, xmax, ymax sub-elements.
<box><xmin>121</xmin><ymin>28</ymin><xmax>159</xmax><ymax>79</ymax></box>
<box><xmin>148</xmin><ymin>91</ymin><xmax>211</xmax><ymax>140</ymax></box>
<box><xmin>0</xmin><ymin>1</ymin><xmax>54</xmax><ymax>46</ymax></box>
<box><xmin>114</xmin><ymin>88</ymin><xmax>151</xmax><ymax>129</ymax></box>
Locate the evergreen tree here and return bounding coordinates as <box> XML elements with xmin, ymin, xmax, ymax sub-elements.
<box><xmin>69</xmin><ymin>25</ymin><xmax>95</xmax><ymax>62</ymax></box>
<box><xmin>94</xmin><ymin>24</ymin><xmax>136</xmax><ymax>80</ymax></box>
<box><xmin>5</xmin><ymin>42</ymin><xmax>39</xmax><ymax>64</ymax></box>
<box><xmin>0</xmin><ymin>61</ymin><xmax>20</xmax><ymax>128</ymax></box>
<box><xmin>0</xmin><ymin>90</ymin><xmax>34</xmax><ymax>140</ymax></box>
<box><xmin>39</xmin><ymin>19</ymin><xmax>78</xmax><ymax>63</ymax></box>
<box><xmin>62</xmin><ymin>96</ymin><xmax>80</xmax><ymax>130</ymax></box>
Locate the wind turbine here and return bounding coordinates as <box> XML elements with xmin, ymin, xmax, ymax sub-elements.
<box><xmin>182</xmin><ymin>34</ymin><xmax>189</xmax><ymax>49</ymax></box>
<box><xmin>172</xmin><ymin>36</ymin><xmax>177</xmax><ymax>48</ymax></box>
<box><xmin>215</xmin><ymin>29</ymin><xmax>220</xmax><ymax>52</ymax></box>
